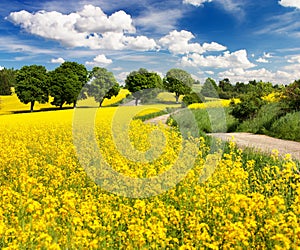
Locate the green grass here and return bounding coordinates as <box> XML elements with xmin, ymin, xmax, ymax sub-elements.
<box><xmin>167</xmin><ymin>107</ymin><xmax>238</xmax><ymax>137</ymax></box>
<box><xmin>269</xmin><ymin>111</ymin><xmax>300</xmax><ymax>141</ymax></box>
<box><xmin>133</xmin><ymin>110</ymin><xmax>168</xmax><ymax>121</ymax></box>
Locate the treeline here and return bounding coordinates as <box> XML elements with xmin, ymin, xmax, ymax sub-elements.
<box><xmin>0</xmin><ymin>65</ymin><xmax>203</xmax><ymax>111</ymax></box>
<box><xmin>0</xmin><ymin>62</ymin><xmax>121</xmax><ymax>112</ymax></box>
<box><xmin>1</xmin><ymin>63</ymin><xmax>299</xmax><ymax>113</ymax></box>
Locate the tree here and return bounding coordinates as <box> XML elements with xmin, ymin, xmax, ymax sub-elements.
<box><xmin>230</xmin><ymin>94</ymin><xmax>265</xmax><ymax>122</ymax></box>
<box><xmin>125</xmin><ymin>68</ymin><xmax>162</xmax><ymax>105</ymax></box>
<box><xmin>87</xmin><ymin>67</ymin><xmax>120</xmax><ymax>107</ymax></box>
<box><xmin>200</xmin><ymin>78</ymin><xmax>219</xmax><ymax>98</ymax></box>
<box><xmin>182</xmin><ymin>92</ymin><xmax>204</xmax><ymax>107</ymax></box>
<box><xmin>163</xmin><ymin>68</ymin><xmax>194</xmax><ymax>103</ymax></box>
<box><xmin>283</xmin><ymin>79</ymin><xmax>300</xmax><ymax>111</ymax></box>
<box><xmin>15</xmin><ymin>65</ymin><xmax>48</xmax><ymax>112</ymax></box>
<box><xmin>49</xmin><ymin>62</ymin><xmax>88</xmax><ymax>108</ymax></box>
<box><xmin>0</xmin><ymin>68</ymin><xmax>16</xmax><ymax>95</ymax></box>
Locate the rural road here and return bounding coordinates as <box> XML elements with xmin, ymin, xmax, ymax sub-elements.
<box><xmin>144</xmin><ymin>113</ymin><xmax>300</xmax><ymax>161</ymax></box>
<box><xmin>209</xmin><ymin>132</ymin><xmax>300</xmax><ymax>161</ymax></box>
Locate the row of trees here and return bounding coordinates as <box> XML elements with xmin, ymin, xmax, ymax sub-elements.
<box><xmin>1</xmin><ymin>64</ymin><xmax>199</xmax><ymax>111</ymax></box>
<box><xmin>12</xmin><ymin>62</ymin><xmax>120</xmax><ymax>111</ymax></box>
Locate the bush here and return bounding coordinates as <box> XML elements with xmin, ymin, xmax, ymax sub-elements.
<box><xmin>237</xmin><ymin>103</ymin><xmax>285</xmax><ymax>134</ymax></box>
<box><xmin>270</xmin><ymin>111</ymin><xmax>300</xmax><ymax>141</ymax></box>
<box><xmin>181</xmin><ymin>92</ymin><xmax>204</xmax><ymax>107</ymax></box>
<box><xmin>230</xmin><ymin>94</ymin><xmax>265</xmax><ymax>122</ymax></box>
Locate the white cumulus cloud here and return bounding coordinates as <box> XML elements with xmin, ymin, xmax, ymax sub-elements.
<box><xmin>279</xmin><ymin>0</ymin><xmax>300</xmax><ymax>9</ymax></box>
<box><xmin>159</xmin><ymin>30</ymin><xmax>204</xmax><ymax>54</ymax></box>
<box><xmin>182</xmin><ymin>49</ymin><xmax>256</xmax><ymax>69</ymax></box>
<box><xmin>51</xmin><ymin>57</ymin><xmax>65</xmax><ymax>64</ymax></box>
<box><xmin>183</xmin><ymin>0</ymin><xmax>212</xmax><ymax>7</ymax></box>
<box><xmin>86</xmin><ymin>54</ymin><xmax>112</xmax><ymax>65</ymax></box>
<box><xmin>203</xmin><ymin>42</ymin><xmax>227</xmax><ymax>51</ymax></box>
<box><xmin>75</xmin><ymin>5</ymin><xmax>136</xmax><ymax>33</ymax></box>
<box><xmin>7</xmin><ymin>5</ymin><xmax>157</xmax><ymax>51</ymax></box>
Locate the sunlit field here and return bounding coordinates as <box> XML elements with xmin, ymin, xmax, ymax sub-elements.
<box><xmin>0</xmin><ymin>89</ymin><xmax>130</xmax><ymax>115</ymax></box>
<box><xmin>1</xmin><ymin>102</ymin><xmax>300</xmax><ymax>249</ymax></box>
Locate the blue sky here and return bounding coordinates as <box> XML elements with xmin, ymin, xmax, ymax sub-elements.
<box><xmin>1</xmin><ymin>0</ymin><xmax>300</xmax><ymax>85</ymax></box>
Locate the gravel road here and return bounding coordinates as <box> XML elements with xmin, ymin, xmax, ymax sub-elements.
<box><xmin>209</xmin><ymin>132</ymin><xmax>300</xmax><ymax>161</ymax></box>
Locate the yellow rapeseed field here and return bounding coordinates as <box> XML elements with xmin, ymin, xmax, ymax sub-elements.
<box><xmin>0</xmin><ymin>104</ymin><xmax>300</xmax><ymax>249</ymax></box>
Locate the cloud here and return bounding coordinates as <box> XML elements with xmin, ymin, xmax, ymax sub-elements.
<box><xmin>256</xmin><ymin>58</ymin><xmax>268</xmax><ymax>63</ymax></box>
<box><xmin>183</xmin><ymin>0</ymin><xmax>245</xmax><ymax>17</ymax></box>
<box><xmin>279</xmin><ymin>0</ymin><xmax>300</xmax><ymax>9</ymax></box>
<box><xmin>159</xmin><ymin>30</ymin><xmax>204</xmax><ymax>54</ymax></box>
<box><xmin>181</xmin><ymin>49</ymin><xmax>256</xmax><ymax>69</ymax></box>
<box><xmin>86</xmin><ymin>54</ymin><xmax>112</xmax><ymax>65</ymax></box>
<box><xmin>75</xmin><ymin>5</ymin><xmax>135</xmax><ymax>33</ymax></box>
<box><xmin>183</xmin><ymin>0</ymin><xmax>212</xmax><ymax>7</ymax></box>
<box><xmin>203</xmin><ymin>42</ymin><xmax>227</xmax><ymax>51</ymax></box>
<box><xmin>135</xmin><ymin>9</ymin><xmax>183</xmax><ymax>34</ymax></box>
<box><xmin>218</xmin><ymin>65</ymin><xmax>300</xmax><ymax>85</ymax></box>
<box><xmin>255</xmin><ymin>12</ymin><xmax>300</xmax><ymax>38</ymax></box>
<box><xmin>256</xmin><ymin>52</ymin><xmax>273</xmax><ymax>63</ymax></box>
<box><xmin>287</xmin><ymin>54</ymin><xmax>300</xmax><ymax>63</ymax></box>
<box><xmin>116</xmin><ymin>71</ymin><xmax>130</xmax><ymax>86</ymax></box>
<box><xmin>6</xmin><ymin>5</ymin><xmax>158</xmax><ymax>51</ymax></box>
<box><xmin>0</xmin><ymin>66</ymin><xmax>4</xmax><ymax>70</ymax></box>
<box><xmin>51</xmin><ymin>57</ymin><xmax>65</xmax><ymax>64</ymax></box>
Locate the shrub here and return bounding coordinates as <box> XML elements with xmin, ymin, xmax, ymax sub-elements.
<box><xmin>181</xmin><ymin>92</ymin><xmax>204</xmax><ymax>107</ymax></box>
<box><xmin>270</xmin><ymin>111</ymin><xmax>300</xmax><ymax>141</ymax></box>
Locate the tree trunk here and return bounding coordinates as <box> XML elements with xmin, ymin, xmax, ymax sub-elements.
<box><xmin>99</xmin><ymin>99</ymin><xmax>104</xmax><ymax>107</ymax></box>
<box><xmin>30</xmin><ymin>101</ymin><xmax>34</xmax><ymax>112</ymax></box>
<box><xmin>60</xmin><ymin>103</ymin><xmax>63</xmax><ymax>109</ymax></box>
<box><xmin>175</xmin><ymin>95</ymin><xmax>179</xmax><ymax>104</ymax></box>
<box><xmin>135</xmin><ymin>98</ymin><xmax>139</xmax><ymax>106</ymax></box>
<box><xmin>73</xmin><ymin>100</ymin><xmax>77</xmax><ymax>108</ymax></box>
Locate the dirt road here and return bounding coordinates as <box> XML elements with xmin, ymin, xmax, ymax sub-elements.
<box><xmin>210</xmin><ymin>132</ymin><xmax>300</xmax><ymax>161</ymax></box>
<box><xmin>144</xmin><ymin>113</ymin><xmax>300</xmax><ymax>161</ymax></box>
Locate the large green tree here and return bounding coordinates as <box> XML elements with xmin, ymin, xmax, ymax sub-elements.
<box><xmin>15</xmin><ymin>65</ymin><xmax>48</xmax><ymax>112</ymax></box>
<box><xmin>200</xmin><ymin>78</ymin><xmax>219</xmax><ymax>98</ymax></box>
<box><xmin>125</xmin><ymin>68</ymin><xmax>162</xmax><ymax>105</ymax></box>
<box><xmin>0</xmin><ymin>68</ymin><xmax>16</xmax><ymax>95</ymax></box>
<box><xmin>87</xmin><ymin>67</ymin><xmax>120</xmax><ymax>107</ymax></box>
<box><xmin>163</xmin><ymin>68</ymin><xmax>193</xmax><ymax>103</ymax></box>
<box><xmin>49</xmin><ymin>62</ymin><xmax>88</xmax><ymax>108</ymax></box>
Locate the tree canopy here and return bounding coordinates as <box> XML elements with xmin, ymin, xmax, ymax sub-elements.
<box><xmin>125</xmin><ymin>68</ymin><xmax>162</xmax><ymax>105</ymax></box>
<box><xmin>0</xmin><ymin>68</ymin><xmax>16</xmax><ymax>95</ymax></box>
<box><xmin>200</xmin><ymin>78</ymin><xmax>219</xmax><ymax>98</ymax></box>
<box><xmin>87</xmin><ymin>67</ymin><xmax>120</xmax><ymax>107</ymax></box>
<box><xmin>49</xmin><ymin>62</ymin><xmax>88</xmax><ymax>108</ymax></box>
<box><xmin>15</xmin><ymin>65</ymin><xmax>49</xmax><ymax>112</ymax></box>
<box><xmin>163</xmin><ymin>68</ymin><xmax>193</xmax><ymax>103</ymax></box>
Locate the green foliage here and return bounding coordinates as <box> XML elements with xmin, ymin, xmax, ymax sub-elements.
<box><xmin>181</xmin><ymin>92</ymin><xmax>204</xmax><ymax>107</ymax></box>
<box><xmin>237</xmin><ymin>102</ymin><xmax>286</xmax><ymax>134</ymax></box>
<box><xmin>15</xmin><ymin>65</ymin><xmax>48</xmax><ymax>112</ymax></box>
<box><xmin>87</xmin><ymin>67</ymin><xmax>120</xmax><ymax>107</ymax></box>
<box><xmin>163</xmin><ymin>68</ymin><xmax>194</xmax><ymax>103</ymax></box>
<box><xmin>269</xmin><ymin>112</ymin><xmax>300</xmax><ymax>141</ymax></box>
<box><xmin>230</xmin><ymin>94</ymin><xmax>265</xmax><ymax>122</ymax></box>
<box><xmin>0</xmin><ymin>68</ymin><xmax>16</xmax><ymax>95</ymax></box>
<box><xmin>125</xmin><ymin>68</ymin><xmax>162</xmax><ymax>105</ymax></box>
<box><xmin>169</xmin><ymin>107</ymin><xmax>235</xmax><ymax>135</ymax></box>
<box><xmin>200</xmin><ymin>78</ymin><xmax>219</xmax><ymax>98</ymax></box>
<box><xmin>283</xmin><ymin>79</ymin><xmax>300</xmax><ymax>111</ymax></box>
<box><xmin>49</xmin><ymin>62</ymin><xmax>88</xmax><ymax>108</ymax></box>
